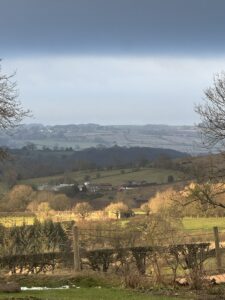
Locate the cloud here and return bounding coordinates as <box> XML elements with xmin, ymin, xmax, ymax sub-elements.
<box><xmin>1</xmin><ymin>0</ymin><xmax>225</xmax><ymax>56</ymax></box>
<box><xmin>3</xmin><ymin>55</ymin><xmax>225</xmax><ymax>125</ymax></box>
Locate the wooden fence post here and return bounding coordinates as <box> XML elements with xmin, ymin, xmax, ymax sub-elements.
<box><xmin>72</xmin><ymin>225</ymin><xmax>81</xmax><ymax>272</ymax></box>
<box><xmin>213</xmin><ymin>226</ymin><xmax>222</xmax><ymax>271</ymax></box>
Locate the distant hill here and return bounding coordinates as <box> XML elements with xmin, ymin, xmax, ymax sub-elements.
<box><xmin>0</xmin><ymin>123</ymin><xmax>205</xmax><ymax>154</ymax></box>
<box><xmin>1</xmin><ymin>146</ymin><xmax>188</xmax><ymax>180</ymax></box>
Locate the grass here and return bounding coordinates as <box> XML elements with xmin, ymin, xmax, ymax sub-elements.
<box><xmin>0</xmin><ymin>274</ymin><xmax>184</xmax><ymax>300</ymax></box>
<box><xmin>0</xmin><ymin>216</ymin><xmax>35</xmax><ymax>227</ymax></box>
<box><xmin>21</xmin><ymin>167</ymin><xmax>184</xmax><ymax>187</ymax></box>
<box><xmin>183</xmin><ymin>217</ymin><xmax>225</xmax><ymax>231</ymax></box>
<box><xmin>1</xmin><ymin>214</ymin><xmax>225</xmax><ymax>232</ymax></box>
<box><xmin>204</xmin><ymin>253</ymin><xmax>225</xmax><ymax>272</ymax></box>
<box><xmin>0</xmin><ymin>288</ymin><xmax>184</xmax><ymax>300</ymax></box>
<box><xmin>92</xmin><ymin>168</ymin><xmax>183</xmax><ymax>186</ymax></box>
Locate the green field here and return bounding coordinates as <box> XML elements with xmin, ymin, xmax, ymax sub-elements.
<box><xmin>0</xmin><ymin>288</ymin><xmax>184</xmax><ymax>300</ymax></box>
<box><xmin>183</xmin><ymin>217</ymin><xmax>225</xmax><ymax>231</ymax></box>
<box><xmin>1</xmin><ymin>215</ymin><xmax>225</xmax><ymax>232</ymax></box>
<box><xmin>21</xmin><ymin>167</ymin><xmax>184</xmax><ymax>187</ymax></box>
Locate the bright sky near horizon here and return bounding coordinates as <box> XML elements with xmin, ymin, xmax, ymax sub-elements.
<box><xmin>1</xmin><ymin>0</ymin><xmax>225</xmax><ymax>125</ymax></box>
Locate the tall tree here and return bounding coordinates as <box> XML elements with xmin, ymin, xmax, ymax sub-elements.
<box><xmin>194</xmin><ymin>71</ymin><xmax>225</xmax><ymax>208</ymax></box>
<box><xmin>0</xmin><ymin>60</ymin><xmax>30</xmax><ymax>158</ymax></box>
<box><xmin>196</xmin><ymin>72</ymin><xmax>225</xmax><ymax>147</ymax></box>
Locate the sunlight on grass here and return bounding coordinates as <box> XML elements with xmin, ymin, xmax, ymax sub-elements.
<box><xmin>183</xmin><ymin>217</ymin><xmax>225</xmax><ymax>231</ymax></box>
<box><xmin>21</xmin><ymin>167</ymin><xmax>183</xmax><ymax>186</ymax></box>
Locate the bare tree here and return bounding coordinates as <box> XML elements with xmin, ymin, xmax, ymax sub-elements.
<box><xmin>182</xmin><ymin>182</ymin><xmax>225</xmax><ymax>210</ymax></box>
<box><xmin>73</xmin><ymin>202</ymin><xmax>93</xmax><ymax>220</ymax></box>
<box><xmin>193</xmin><ymin>72</ymin><xmax>225</xmax><ymax>208</ymax></box>
<box><xmin>195</xmin><ymin>71</ymin><xmax>225</xmax><ymax>147</ymax></box>
<box><xmin>0</xmin><ymin>60</ymin><xmax>30</xmax><ymax>158</ymax></box>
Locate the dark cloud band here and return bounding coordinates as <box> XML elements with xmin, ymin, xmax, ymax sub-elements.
<box><xmin>1</xmin><ymin>0</ymin><xmax>225</xmax><ymax>56</ymax></box>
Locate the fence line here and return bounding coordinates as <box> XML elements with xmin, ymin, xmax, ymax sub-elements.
<box><xmin>0</xmin><ymin>221</ymin><xmax>224</xmax><ymax>278</ymax></box>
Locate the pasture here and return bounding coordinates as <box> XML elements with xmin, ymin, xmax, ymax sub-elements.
<box><xmin>182</xmin><ymin>217</ymin><xmax>225</xmax><ymax>231</ymax></box>
<box><xmin>21</xmin><ymin>167</ymin><xmax>184</xmax><ymax>187</ymax></box>
<box><xmin>0</xmin><ymin>288</ymin><xmax>183</xmax><ymax>300</ymax></box>
<box><xmin>0</xmin><ymin>273</ymin><xmax>184</xmax><ymax>300</ymax></box>
<box><xmin>2</xmin><ymin>214</ymin><xmax>225</xmax><ymax>234</ymax></box>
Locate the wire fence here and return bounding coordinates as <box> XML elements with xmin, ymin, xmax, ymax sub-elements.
<box><xmin>0</xmin><ymin>220</ymin><xmax>224</xmax><ymax>286</ymax></box>
<box><xmin>75</xmin><ymin>225</ymin><xmax>225</xmax><ymax>281</ymax></box>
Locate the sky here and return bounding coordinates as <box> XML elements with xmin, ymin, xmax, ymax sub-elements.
<box><xmin>1</xmin><ymin>0</ymin><xmax>225</xmax><ymax>125</ymax></box>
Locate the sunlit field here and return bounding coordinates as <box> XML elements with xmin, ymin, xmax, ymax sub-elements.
<box><xmin>183</xmin><ymin>217</ymin><xmax>225</xmax><ymax>231</ymax></box>
<box><xmin>21</xmin><ymin>167</ymin><xmax>184</xmax><ymax>187</ymax></box>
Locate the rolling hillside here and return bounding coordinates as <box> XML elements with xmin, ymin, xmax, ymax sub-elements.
<box><xmin>22</xmin><ymin>167</ymin><xmax>184</xmax><ymax>187</ymax></box>
<box><xmin>0</xmin><ymin>123</ymin><xmax>204</xmax><ymax>154</ymax></box>
<box><xmin>1</xmin><ymin>146</ymin><xmax>188</xmax><ymax>180</ymax></box>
